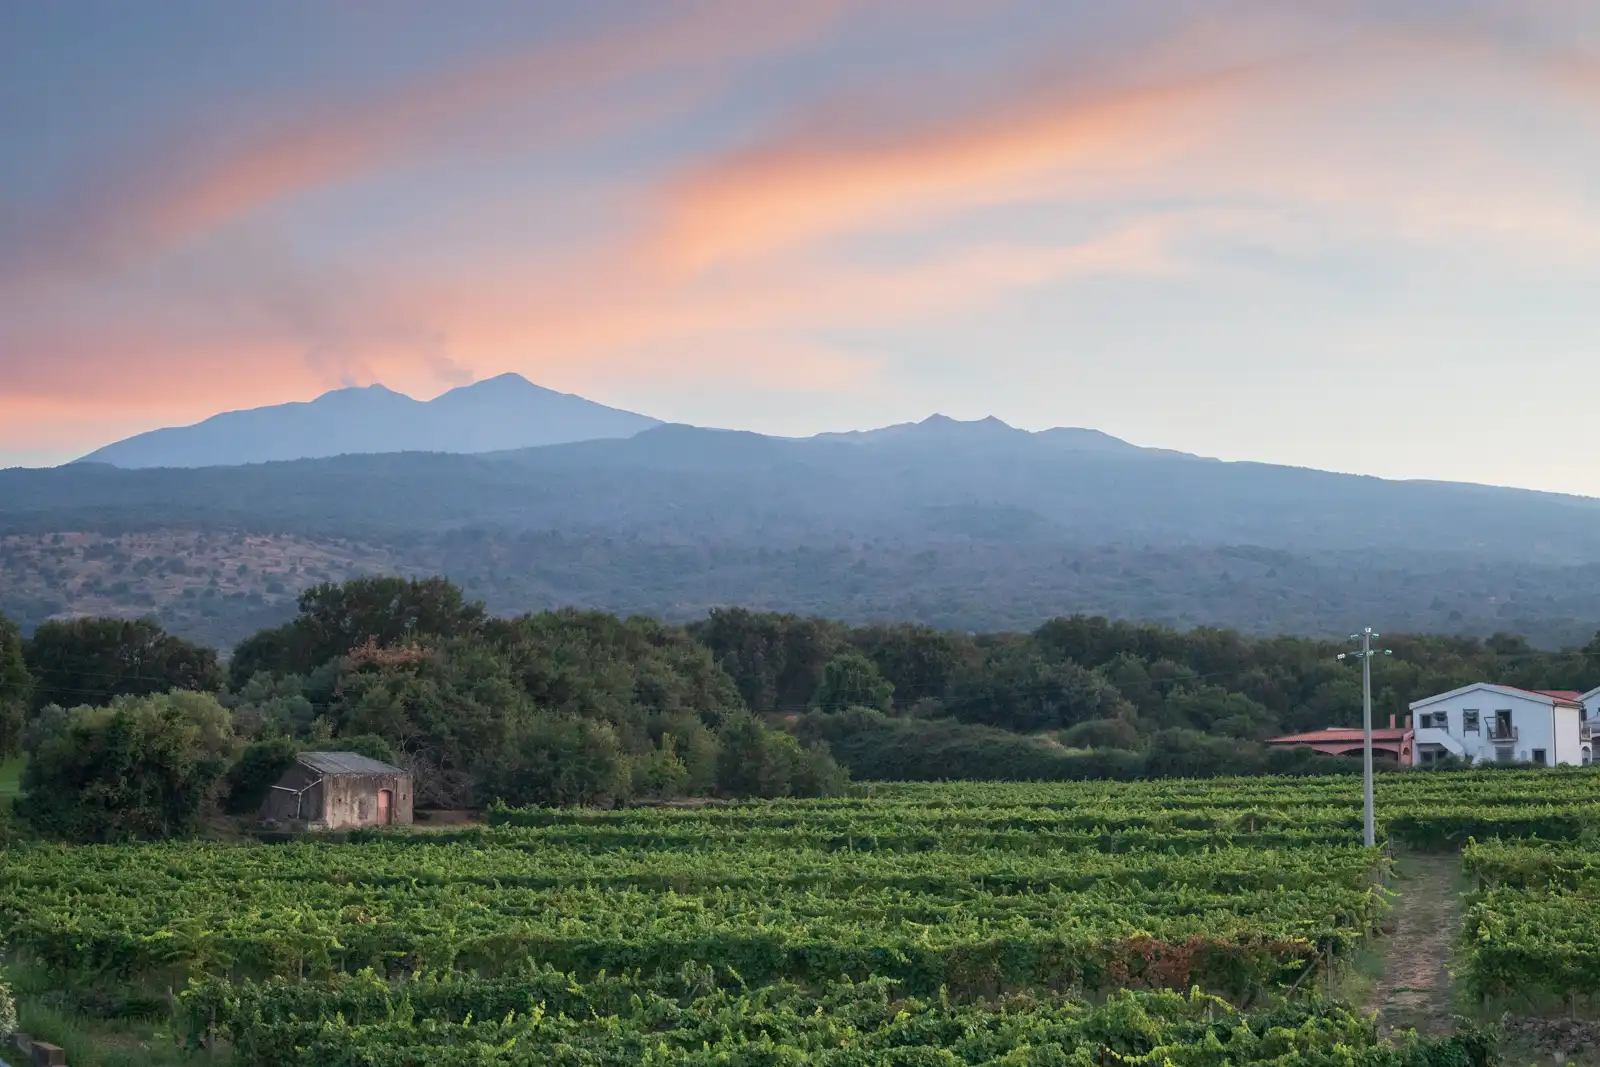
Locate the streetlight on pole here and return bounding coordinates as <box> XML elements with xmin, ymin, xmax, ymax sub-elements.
<box><xmin>1338</xmin><ymin>628</ymin><xmax>1392</xmax><ymax>848</ymax></box>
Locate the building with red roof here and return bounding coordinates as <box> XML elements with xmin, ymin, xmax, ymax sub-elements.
<box><xmin>1267</xmin><ymin>722</ymin><xmax>1414</xmax><ymax>765</ymax></box>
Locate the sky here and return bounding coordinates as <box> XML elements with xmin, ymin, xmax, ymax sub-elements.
<box><xmin>4</xmin><ymin>2</ymin><xmax>1600</xmax><ymax>493</ymax></box>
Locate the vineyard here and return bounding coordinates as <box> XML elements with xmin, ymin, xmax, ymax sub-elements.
<box><xmin>4</xmin><ymin>770</ymin><xmax>1598</xmax><ymax>1064</ymax></box>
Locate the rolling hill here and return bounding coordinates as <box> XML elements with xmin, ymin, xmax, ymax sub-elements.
<box><xmin>7</xmin><ymin>412</ymin><xmax>1600</xmax><ymax>647</ymax></box>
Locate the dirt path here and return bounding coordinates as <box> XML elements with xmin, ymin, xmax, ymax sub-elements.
<box><xmin>1369</xmin><ymin>853</ymin><xmax>1463</xmax><ymax>1036</ymax></box>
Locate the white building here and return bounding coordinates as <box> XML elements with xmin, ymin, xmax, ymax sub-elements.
<box><xmin>1583</xmin><ymin>686</ymin><xmax>1600</xmax><ymax>741</ymax></box>
<box><xmin>1407</xmin><ymin>684</ymin><xmax>1590</xmax><ymax>767</ymax></box>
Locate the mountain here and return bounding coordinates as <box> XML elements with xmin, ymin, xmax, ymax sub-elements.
<box><xmin>813</xmin><ymin>414</ymin><xmax>1159</xmax><ymax>454</ymax></box>
<box><xmin>11</xmin><ymin>416</ymin><xmax>1600</xmax><ymax>647</ymax></box>
<box><xmin>74</xmin><ymin>374</ymin><xmax>660</xmax><ymax>468</ymax></box>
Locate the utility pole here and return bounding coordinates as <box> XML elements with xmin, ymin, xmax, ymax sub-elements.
<box><xmin>1338</xmin><ymin>628</ymin><xmax>1391</xmax><ymax>848</ymax></box>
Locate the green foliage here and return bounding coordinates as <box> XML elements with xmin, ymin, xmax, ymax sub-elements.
<box><xmin>713</xmin><ymin>714</ymin><xmax>845</xmax><ymax>799</ymax></box>
<box><xmin>1059</xmin><ymin>716</ymin><xmax>1144</xmax><ymax>750</ymax></box>
<box><xmin>947</xmin><ymin>646</ymin><xmax>1135</xmax><ymax>732</ymax></box>
<box><xmin>222</xmin><ymin>669</ymin><xmax>322</xmax><ymax>737</ymax></box>
<box><xmin>223</xmin><ymin>736</ymin><xmax>301</xmax><ymax>815</ymax></box>
<box><xmin>23</xmin><ymin>616</ymin><xmax>223</xmax><ymax>711</ymax></box>
<box><xmin>811</xmin><ymin>650</ymin><xmax>894</xmax><ymax>712</ymax></box>
<box><xmin>489</xmin><ymin>609</ymin><xmax>746</xmax><ymax>733</ymax></box>
<box><xmin>331</xmin><ymin>635</ymin><xmax>529</xmax><ymax>807</ymax></box>
<box><xmin>0</xmin><ymin>772</ymin><xmax>1573</xmax><ymax>1063</ymax></box>
<box><xmin>16</xmin><ymin>690</ymin><xmax>236</xmax><ymax>841</ymax></box>
<box><xmin>171</xmin><ymin>978</ymin><xmax>1495</xmax><ymax>1067</ymax></box>
<box><xmin>0</xmin><ymin>613</ymin><xmax>28</xmax><ymax>757</ymax></box>
<box><xmin>230</xmin><ymin>575</ymin><xmax>486</xmax><ymax>683</ymax></box>
<box><xmin>802</xmin><ymin>712</ymin><xmax>1355</xmax><ymax>783</ymax></box>
<box><xmin>690</xmin><ymin>608</ymin><xmax>847</xmax><ymax>712</ymax></box>
<box><xmin>477</xmin><ymin>715</ymin><xmax>630</xmax><ymax>808</ymax></box>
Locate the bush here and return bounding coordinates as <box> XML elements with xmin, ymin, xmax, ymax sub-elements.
<box><xmin>0</xmin><ymin>974</ymin><xmax>14</xmax><ymax>1042</ymax></box>
<box><xmin>16</xmin><ymin>690</ymin><xmax>236</xmax><ymax>841</ymax></box>
<box><xmin>715</xmin><ymin>715</ymin><xmax>848</xmax><ymax>799</ymax></box>
<box><xmin>224</xmin><ymin>736</ymin><xmax>301</xmax><ymax>815</ymax></box>
<box><xmin>1058</xmin><ymin>718</ymin><xmax>1143</xmax><ymax>751</ymax></box>
<box><xmin>799</xmin><ymin>713</ymin><xmax>1355</xmax><ymax>783</ymax></box>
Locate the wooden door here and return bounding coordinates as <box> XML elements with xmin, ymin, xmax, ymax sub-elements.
<box><xmin>377</xmin><ymin>789</ymin><xmax>393</xmax><ymax>825</ymax></box>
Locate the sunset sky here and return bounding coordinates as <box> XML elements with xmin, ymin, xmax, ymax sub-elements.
<box><xmin>5</xmin><ymin>2</ymin><xmax>1600</xmax><ymax>492</ymax></box>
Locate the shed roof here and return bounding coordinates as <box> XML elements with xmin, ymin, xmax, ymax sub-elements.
<box><xmin>296</xmin><ymin>751</ymin><xmax>404</xmax><ymax>775</ymax></box>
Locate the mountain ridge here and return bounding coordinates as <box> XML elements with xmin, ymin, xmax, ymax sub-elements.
<box><xmin>70</xmin><ymin>379</ymin><xmax>1186</xmax><ymax>471</ymax></box>
<box><xmin>74</xmin><ymin>374</ymin><xmax>662</xmax><ymax>468</ymax></box>
<box><xmin>9</xmin><ymin>415</ymin><xmax>1600</xmax><ymax>648</ymax></box>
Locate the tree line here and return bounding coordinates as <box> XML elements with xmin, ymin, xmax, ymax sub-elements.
<box><xmin>5</xmin><ymin>576</ymin><xmax>1600</xmax><ymax>841</ymax></box>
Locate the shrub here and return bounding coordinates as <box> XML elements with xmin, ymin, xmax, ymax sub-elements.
<box><xmin>1059</xmin><ymin>718</ymin><xmax>1143</xmax><ymax>751</ymax></box>
<box><xmin>16</xmin><ymin>690</ymin><xmax>236</xmax><ymax>841</ymax></box>
<box><xmin>223</xmin><ymin>736</ymin><xmax>301</xmax><ymax>815</ymax></box>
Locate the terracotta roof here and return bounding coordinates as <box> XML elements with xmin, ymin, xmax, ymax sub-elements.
<box><xmin>1523</xmin><ymin>689</ymin><xmax>1584</xmax><ymax>706</ymax></box>
<box><xmin>1268</xmin><ymin>727</ymin><xmax>1411</xmax><ymax>744</ymax></box>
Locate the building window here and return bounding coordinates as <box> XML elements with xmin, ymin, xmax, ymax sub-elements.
<box><xmin>1532</xmin><ymin>748</ymin><xmax>1548</xmax><ymax>766</ymax></box>
<box><xmin>1463</xmin><ymin>711</ymin><xmax>1479</xmax><ymax>733</ymax></box>
<box><xmin>1420</xmin><ymin>712</ymin><xmax>1448</xmax><ymax>730</ymax></box>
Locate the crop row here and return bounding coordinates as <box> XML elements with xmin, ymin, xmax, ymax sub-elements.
<box><xmin>834</xmin><ymin>769</ymin><xmax>1600</xmax><ymax>809</ymax></box>
<box><xmin>175</xmin><ymin>971</ymin><xmax>1490</xmax><ymax>1067</ymax></box>
<box><xmin>1458</xmin><ymin>884</ymin><xmax>1600</xmax><ymax>1004</ymax></box>
<box><xmin>1</xmin><ymin>870</ymin><xmax>1388</xmax><ymax>994</ymax></box>
<box><xmin>472</xmin><ymin>803</ymin><xmax>1593</xmax><ymax>850</ymax></box>
<box><xmin>0</xmin><ymin>840</ymin><xmax>1382</xmax><ymax>896</ymax></box>
<box><xmin>1462</xmin><ymin>839</ymin><xmax>1600</xmax><ymax>891</ymax></box>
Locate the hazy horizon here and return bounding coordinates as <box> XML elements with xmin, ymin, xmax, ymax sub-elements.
<box><xmin>6</xmin><ymin>3</ymin><xmax>1600</xmax><ymax>494</ymax></box>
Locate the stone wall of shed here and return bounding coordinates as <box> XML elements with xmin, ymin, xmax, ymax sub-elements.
<box><xmin>259</xmin><ymin>763</ymin><xmax>320</xmax><ymax>823</ymax></box>
<box><xmin>320</xmin><ymin>771</ymin><xmax>414</xmax><ymax>829</ymax></box>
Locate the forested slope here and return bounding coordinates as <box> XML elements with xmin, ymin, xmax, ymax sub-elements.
<box><xmin>5</xmin><ymin>421</ymin><xmax>1600</xmax><ymax>645</ymax></box>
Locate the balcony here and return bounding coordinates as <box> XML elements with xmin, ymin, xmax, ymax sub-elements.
<box><xmin>1487</xmin><ymin>722</ymin><xmax>1518</xmax><ymax>743</ymax></box>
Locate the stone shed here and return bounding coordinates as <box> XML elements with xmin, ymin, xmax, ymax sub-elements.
<box><xmin>260</xmin><ymin>751</ymin><xmax>413</xmax><ymax>830</ymax></box>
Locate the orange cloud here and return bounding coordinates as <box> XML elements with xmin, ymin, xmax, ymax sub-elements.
<box><xmin>645</xmin><ymin>67</ymin><xmax>1256</xmax><ymax>272</ymax></box>
<box><xmin>5</xmin><ymin>2</ymin><xmax>859</xmax><ymax>288</ymax></box>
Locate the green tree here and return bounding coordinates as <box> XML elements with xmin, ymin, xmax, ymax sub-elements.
<box><xmin>332</xmin><ymin>635</ymin><xmax>530</xmax><ymax>807</ymax></box>
<box><xmin>689</xmin><ymin>609</ymin><xmax>845</xmax><ymax>713</ymax></box>
<box><xmin>813</xmin><ymin>651</ymin><xmax>894</xmax><ymax>713</ymax></box>
<box><xmin>17</xmin><ymin>690</ymin><xmax>236</xmax><ymax>841</ymax></box>
<box><xmin>231</xmin><ymin>576</ymin><xmax>486</xmax><ymax>683</ymax></box>
<box><xmin>947</xmin><ymin>651</ymin><xmax>1133</xmax><ymax>732</ymax></box>
<box><xmin>24</xmin><ymin>617</ymin><xmax>223</xmax><ymax>711</ymax></box>
<box><xmin>223</xmin><ymin>736</ymin><xmax>301</xmax><ymax>815</ymax></box>
<box><xmin>0</xmin><ymin>613</ymin><xmax>30</xmax><ymax>757</ymax></box>
<box><xmin>848</xmin><ymin>623</ymin><xmax>974</xmax><ymax>710</ymax></box>
<box><xmin>478</xmin><ymin>715</ymin><xmax>630</xmax><ymax>808</ymax></box>
<box><xmin>1163</xmin><ymin>685</ymin><xmax>1278</xmax><ymax>739</ymax></box>
<box><xmin>714</xmin><ymin>714</ymin><xmax>847</xmax><ymax>799</ymax></box>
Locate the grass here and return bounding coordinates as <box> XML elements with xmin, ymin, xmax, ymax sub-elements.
<box><xmin>6</xmin><ymin>958</ymin><xmax>228</xmax><ymax>1067</ymax></box>
<box><xmin>1329</xmin><ymin>941</ymin><xmax>1387</xmax><ymax>1008</ymax></box>
<box><xmin>16</xmin><ymin>1003</ymin><xmax>225</xmax><ymax>1067</ymax></box>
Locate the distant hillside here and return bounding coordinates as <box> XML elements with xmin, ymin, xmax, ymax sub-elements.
<box><xmin>7</xmin><ymin>414</ymin><xmax>1600</xmax><ymax>646</ymax></box>
<box><xmin>75</xmin><ymin>374</ymin><xmax>660</xmax><ymax>468</ymax></box>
